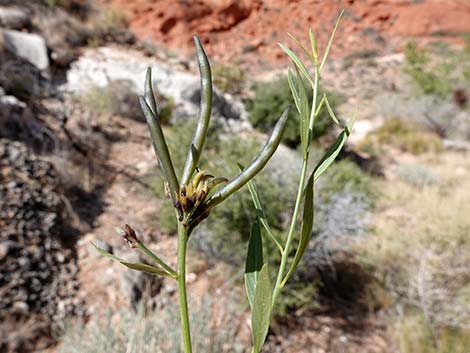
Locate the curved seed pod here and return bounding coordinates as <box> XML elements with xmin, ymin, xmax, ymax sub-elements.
<box><xmin>139</xmin><ymin>96</ymin><xmax>179</xmax><ymax>205</ymax></box>
<box><xmin>144</xmin><ymin>67</ymin><xmax>158</xmax><ymax>116</ymax></box>
<box><xmin>180</xmin><ymin>36</ymin><xmax>213</xmax><ymax>187</ymax></box>
<box><xmin>205</xmin><ymin>107</ymin><xmax>290</xmax><ymax>209</ymax></box>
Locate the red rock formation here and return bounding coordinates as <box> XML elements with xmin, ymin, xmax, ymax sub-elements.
<box><xmin>104</xmin><ymin>0</ymin><xmax>470</xmax><ymax>68</ymax></box>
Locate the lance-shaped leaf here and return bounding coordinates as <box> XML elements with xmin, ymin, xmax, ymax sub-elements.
<box><xmin>205</xmin><ymin>107</ymin><xmax>290</xmax><ymax>209</ymax></box>
<box><xmin>287</xmin><ymin>32</ymin><xmax>315</xmax><ymax>65</ymax></box>
<box><xmin>251</xmin><ymin>263</ymin><xmax>272</xmax><ymax>353</ymax></box>
<box><xmin>309</xmin><ymin>28</ymin><xmax>319</xmax><ymax>63</ymax></box>
<box><xmin>245</xmin><ymin>219</ymin><xmax>263</xmax><ymax>309</ymax></box>
<box><xmin>137</xmin><ymin>243</ymin><xmax>177</xmax><ymax>277</ymax></box>
<box><xmin>281</xmin><ymin>173</ymin><xmax>314</xmax><ymax>286</ymax></box>
<box><xmin>313</xmin><ymin>110</ymin><xmax>356</xmax><ymax>181</ymax></box>
<box><xmin>140</xmin><ymin>73</ymin><xmax>179</xmax><ymax>205</ymax></box>
<box><xmin>278</xmin><ymin>43</ymin><xmax>314</xmax><ymax>87</ymax></box>
<box><xmin>180</xmin><ymin>36</ymin><xmax>213</xmax><ymax>186</ymax></box>
<box><xmin>319</xmin><ymin>10</ymin><xmax>344</xmax><ymax>73</ymax></box>
<box><xmin>238</xmin><ymin>164</ymin><xmax>283</xmax><ymax>253</ymax></box>
<box><xmin>288</xmin><ymin>66</ymin><xmax>310</xmax><ymax>154</ymax></box>
<box><xmin>92</xmin><ymin>242</ymin><xmax>177</xmax><ymax>279</ymax></box>
<box><xmin>324</xmin><ymin>94</ymin><xmax>341</xmax><ymax>126</ymax></box>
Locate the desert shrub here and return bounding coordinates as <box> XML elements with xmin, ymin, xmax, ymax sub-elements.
<box><xmin>246</xmin><ymin>77</ymin><xmax>343</xmax><ymax>148</ymax></box>
<box><xmin>356</xmin><ymin>153</ymin><xmax>470</xmax><ymax>333</ymax></box>
<box><xmin>58</xmin><ymin>297</ymin><xmax>244</xmax><ymax>353</ymax></box>
<box><xmin>403</xmin><ymin>41</ymin><xmax>470</xmax><ymax>103</ymax></box>
<box><xmin>396</xmin><ymin>163</ymin><xmax>439</xmax><ymax>187</ymax></box>
<box><xmin>375</xmin><ymin>94</ymin><xmax>469</xmax><ymax>141</ymax></box>
<box><xmin>213</xmin><ymin>63</ymin><xmax>247</xmax><ymax>96</ymax></box>
<box><xmin>342</xmin><ymin>49</ymin><xmax>379</xmax><ymax>69</ymax></box>
<box><xmin>359</xmin><ymin>118</ymin><xmax>443</xmax><ymax>155</ymax></box>
<box><xmin>395</xmin><ymin>313</ymin><xmax>470</xmax><ymax>353</ymax></box>
<box><xmin>320</xmin><ymin>160</ymin><xmax>376</xmax><ymax>202</ymax></box>
<box><xmin>79</xmin><ymin>81</ymin><xmax>173</xmax><ymax>124</ymax></box>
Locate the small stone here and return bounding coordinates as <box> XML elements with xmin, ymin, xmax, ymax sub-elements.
<box><xmin>0</xmin><ymin>240</ymin><xmax>18</xmax><ymax>260</ymax></box>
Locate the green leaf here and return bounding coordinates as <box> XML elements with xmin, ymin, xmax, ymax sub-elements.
<box><xmin>251</xmin><ymin>263</ymin><xmax>272</xmax><ymax>353</ymax></box>
<box><xmin>137</xmin><ymin>243</ymin><xmax>177</xmax><ymax>277</ymax></box>
<box><xmin>278</xmin><ymin>43</ymin><xmax>314</xmax><ymax>87</ymax></box>
<box><xmin>245</xmin><ymin>219</ymin><xmax>263</xmax><ymax>309</ymax></box>
<box><xmin>309</xmin><ymin>28</ymin><xmax>319</xmax><ymax>63</ymax></box>
<box><xmin>287</xmin><ymin>32</ymin><xmax>315</xmax><ymax>65</ymax></box>
<box><xmin>313</xmin><ymin>110</ymin><xmax>356</xmax><ymax>181</ymax></box>
<box><xmin>281</xmin><ymin>173</ymin><xmax>314</xmax><ymax>286</ymax></box>
<box><xmin>91</xmin><ymin>242</ymin><xmax>177</xmax><ymax>278</ymax></box>
<box><xmin>320</xmin><ymin>10</ymin><xmax>344</xmax><ymax>72</ymax></box>
<box><xmin>292</xmin><ymin>65</ymin><xmax>310</xmax><ymax>153</ymax></box>
<box><xmin>324</xmin><ymin>94</ymin><xmax>341</xmax><ymax>126</ymax></box>
<box><xmin>238</xmin><ymin>164</ymin><xmax>283</xmax><ymax>253</ymax></box>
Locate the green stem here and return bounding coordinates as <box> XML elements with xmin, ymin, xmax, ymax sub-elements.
<box><xmin>177</xmin><ymin>223</ymin><xmax>192</xmax><ymax>353</ymax></box>
<box><xmin>272</xmin><ymin>159</ymin><xmax>308</xmax><ymax>305</ymax></box>
<box><xmin>273</xmin><ymin>63</ymin><xmax>320</xmax><ymax>306</ymax></box>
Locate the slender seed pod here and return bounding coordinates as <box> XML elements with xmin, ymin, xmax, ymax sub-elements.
<box><xmin>139</xmin><ymin>95</ymin><xmax>179</xmax><ymax>206</ymax></box>
<box><xmin>144</xmin><ymin>67</ymin><xmax>158</xmax><ymax>116</ymax></box>
<box><xmin>205</xmin><ymin>107</ymin><xmax>290</xmax><ymax>209</ymax></box>
<box><xmin>180</xmin><ymin>36</ymin><xmax>213</xmax><ymax>187</ymax></box>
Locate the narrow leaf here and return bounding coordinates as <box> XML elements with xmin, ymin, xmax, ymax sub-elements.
<box><xmin>324</xmin><ymin>94</ymin><xmax>341</xmax><ymax>126</ymax></box>
<box><xmin>287</xmin><ymin>32</ymin><xmax>315</xmax><ymax>65</ymax></box>
<box><xmin>137</xmin><ymin>243</ymin><xmax>177</xmax><ymax>277</ymax></box>
<box><xmin>92</xmin><ymin>242</ymin><xmax>177</xmax><ymax>278</ymax></box>
<box><xmin>313</xmin><ymin>110</ymin><xmax>356</xmax><ymax>181</ymax></box>
<box><xmin>245</xmin><ymin>219</ymin><xmax>263</xmax><ymax>309</ymax></box>
<box><xmin>287</xmin><ymin>69</ymin><xmax>302</xmax><ymax>114</ymax></box>
<box><xmin>309</xmin><ymin>28</ymin><xmax>318</xmax><ymax>63</ymax></box>
<box><xmin>292</xmin><ymin>65</ymin><xmax>310</xmax><ymax>153</ymax></box>
<box><xmin>278</xmin><ymin>43</ymin><xmax>314</xmax><ymax>87</ymax></box>
<box><xmin>251</xmin><ymin>264</ymin><xmax>272</xmax><ymax>353</ymax></box>
<box><xmin>281</xmin><ymin>173</ymin><xmax>314</xmax><ymax>286</ymax></box>
<box><xmin>239</xmin><ymin>164</ymin><xmax>283</xmax><ymax>253</ymax></box>
<box><xmin>320</xmin><ymin>10</ymin><xmax>344</xmax><ymax>72</ymax></box>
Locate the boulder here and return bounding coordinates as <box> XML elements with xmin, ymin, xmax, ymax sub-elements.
<box><xmin>1</xmin><ymin>30</ymin><xmax>49</xmax><ymax>71</ymax></box>
<box><xmin>0</xmin><ymin>6</ymin><xmax>30</xmax><ymax>30</ymax></box>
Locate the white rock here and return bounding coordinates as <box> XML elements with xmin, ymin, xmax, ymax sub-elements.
<box><xmin>2</xmin><ymin>30</ymin><xmax>49</xmax><ymax>71</ymax></box>
<box><xmin>0</xmin><ymin>6</ymin><xmax>30</xmax><ymax>29</ymax></box>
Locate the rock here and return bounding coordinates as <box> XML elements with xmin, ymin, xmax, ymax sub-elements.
<box><xmin>64</xmin><ymin>47</ymin><xmax>251</xmax><ymax>131</ymax></box>
<box><xmin>0</xmin><ymin>94</ymin><xmax>51</xmax><ymax>151</ymax></box>
<box><xmin>0</xmin><ymin>139</ymin><xmax>82</xmax><ymax>352</ymax></box>
<box><xmin>107</xmin><ymin>79</ymin><xmax>143</xmax><ymax>121</ymax></box>
<box><xmin>1</xmin><ymin>30</ymin><xmax>49</xmax><ymax>71</ymax></box>
<box><xmin>0</xmin><ymin>6</ymin><xmax>30</xmax><ymax>29</ymax></box>
<box><xmin>116</xmin><ymin>249</ymin><xmax>162</xmax><ymax>307</ymax></box>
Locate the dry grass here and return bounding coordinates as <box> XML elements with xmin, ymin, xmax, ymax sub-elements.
<box><xmin>356</xmin><ymin>151</ymin><xmax>470</xmax><ymax>350</ymax></box>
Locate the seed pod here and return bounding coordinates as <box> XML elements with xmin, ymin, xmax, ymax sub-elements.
<box><xmin>205</xmin><ymin>107</ymin><xmax>290</xmax><ymax>209</ymax></box>
<box><xmin>180</xmin><ymin>36</ymin><xmax>213</xmax><ymax>187</ymax></box>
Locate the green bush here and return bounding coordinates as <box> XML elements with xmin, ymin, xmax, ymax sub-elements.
<box><xmin>79</xmin><ymin>82</ymin><xmax>173</xmax><ymax>124</ymax></box>
<box><xmin>213</xmin><ymin>63</ymin><xmax>246</xmax><ymax>95</ymax></box>
<box><xmin>246</xmin><ymin>77</ymin><xmax>343</xmax><ymax>148</ymax></box>
<box><xmin>396</xmin><ymin>313</ymin><xmax>470</xmax><ymax>353</ymax></box>
<box><xmin>359</xmin><ymin>118</ymin><xmax>443</xmax><ymax>155</ymax></box>
<box><xmin>403</xmin><ymin>41</ymin><xmax>470</xmax><ymax>102</ymax></box>
<box><xmin>321</xmin><ymin>160</ymin><xmax>376</xmax><ymax>202</ymax></box>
